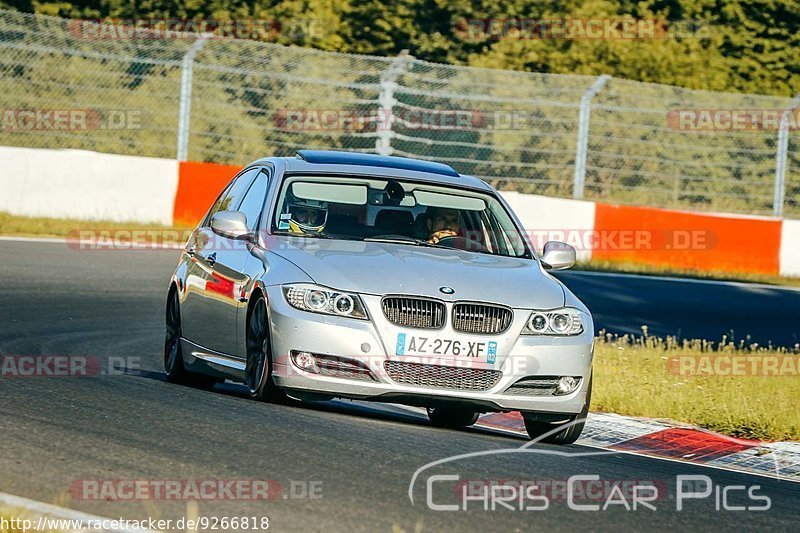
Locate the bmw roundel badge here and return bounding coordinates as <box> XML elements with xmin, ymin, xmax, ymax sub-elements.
<box><xmin>439</xmin><ymin>286</ymin><xmax>455</xmax><ymax>295</ymax></box>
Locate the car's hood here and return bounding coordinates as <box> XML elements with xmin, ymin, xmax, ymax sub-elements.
<box><xmin>268</xmin><ymin>237</ymin><xmax>565</xmax><ymax>309</ymax></box>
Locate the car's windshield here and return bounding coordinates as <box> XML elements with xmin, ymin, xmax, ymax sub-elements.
<box><xmin>272</xmin><ymin>175</ymin><xmax>530</xmax><ymax>258</ymax></box>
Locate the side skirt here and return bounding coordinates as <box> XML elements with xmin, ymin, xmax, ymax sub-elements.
<box><xmin>180</xmin><ymin>338</ymin><xmax>246</xmax><ymax>382</ymax></box>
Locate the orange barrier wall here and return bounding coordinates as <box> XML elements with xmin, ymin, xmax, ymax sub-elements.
<box><xmin>173</xmin><ymin>162</ymin><xmax>242</xmax><ymax>226</ymax></box>
<box><xmin>593</xmin><ymin>203</ymin><xmax>782</xmax><ymax>275</ymax></box>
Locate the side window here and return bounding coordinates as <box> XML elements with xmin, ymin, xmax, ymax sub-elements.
<box><xmin>237</xmin><ymin>170</ymin><xmax>269</xmax><ymax>230</ymax></box>
<box><xmin>204</xmin><ymin>168</ymin><xmax>259</xmax><ymax>227</ymax></box>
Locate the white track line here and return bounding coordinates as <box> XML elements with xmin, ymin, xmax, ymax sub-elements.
<box><xmin>0</xmin><ymin>235</ymin><xmax>69</xmax><ymax>244</ymax></box>
<box><xmin>0</xmin><ymin>235</ymin><xmax>183</xmax><ymax>250</ymax></box>
<box><xmin>0</xmin><ymin>491</ymin><xmax>157</xmax><ymax>532</ymax></box>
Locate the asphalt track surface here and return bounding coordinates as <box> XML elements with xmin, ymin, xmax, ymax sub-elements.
<box><xmin>555</xmin><ymin>271</ymin><xmax>800</xmax><ymax>348</ymax></box>
<box><xmin>0</xmin><ymin>240</ymin><xmax>798</xmax><ymax>532</ymax></box>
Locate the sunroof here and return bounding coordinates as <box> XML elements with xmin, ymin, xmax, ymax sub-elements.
<box><xmin>296</xmin><ymin>150</ymin><xmax>460</xmax><ymax>178</ymax></box>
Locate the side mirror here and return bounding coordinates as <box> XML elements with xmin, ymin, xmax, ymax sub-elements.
<box><xmin>211</xmin><ymin>211</ymin><xmax>251</xmax><ymax>240</ymax></box>
<box><xmin>540</xmin><ymin>241</ymin><xmax>576</xmax><ymax>270</ymax></box>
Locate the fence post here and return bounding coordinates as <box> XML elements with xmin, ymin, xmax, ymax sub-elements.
<box><xmin>177</xmin><ymin>36</ymin><xmax>209</xmax><ymax>162</ymax></box>
<box><xmin>774</xmin><ymin>118</ymin><xmax>789</xmax><ymax>217</ymax></box>
<box><xmin>573</xmin><ymin>75</ymin><xmax>610</xmax><ymax>199</ymax></box>
<box><xmin>376</xmin><ymin>50</ymin><xmax>412</xmax><ymax>156</ymax></box>
<box><xmin>773</xmin><ymin>93</ymin><xmax>800</xmax><ymax>217</ymax></box>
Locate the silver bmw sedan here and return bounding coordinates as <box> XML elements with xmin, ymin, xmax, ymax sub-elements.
<box><xmin>165</xmin><ymin>150</ymin><xmax>593</xmax><ymax>444</ymax></box>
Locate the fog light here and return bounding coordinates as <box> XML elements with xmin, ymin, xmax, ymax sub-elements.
<box><xmin>555</xmin><ymin>376</ymin><xmax>580</xmax><ymax>395</ymax></box>
<box><xmin>292</xmin><ymin>351</ymin><xmax>318</xmax><ymax>372</ymax></box>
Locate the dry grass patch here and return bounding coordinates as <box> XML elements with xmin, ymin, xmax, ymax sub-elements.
<box><xmin>593</xmin><ymin>331</ymin><xmax>800</xmax><ymax>441</ymax></box>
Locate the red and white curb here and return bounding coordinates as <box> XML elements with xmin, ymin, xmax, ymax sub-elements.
<box><xmin>475</xmin><ymin>411</ymin><xmax>800</xmax><ymax>482</ymax></box>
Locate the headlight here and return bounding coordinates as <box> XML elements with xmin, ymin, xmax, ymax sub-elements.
<box><xmin>522</xmin><ymin>308</ymin><xmax>584</xmax><ymax>336</ymax></box>
<box><xmin>283</xmin><ymin>284</ymin><xmax>368</xmax><ymax>319</ymax></box>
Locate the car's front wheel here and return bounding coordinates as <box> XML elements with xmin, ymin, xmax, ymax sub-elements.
<box><xmin>522</xmin><ymin>376</ymin><xmax>592</xmax><ymax>445</ymax></box>
<box><xmin>245</xmin><ymin>294</ymin><xmax>284</xmax><ymax>402</ymax></box>
<box><xmin>427</xmin><ymin>406</ymin><xmax>479</xmax><ymax>429</ymax></box>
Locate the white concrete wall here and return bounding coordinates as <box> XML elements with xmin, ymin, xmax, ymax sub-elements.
<box><xmin>0</xmin><ymin>146</ymin><xmax>178</xmax><ymax>224</ymax></box>
<box><xmin>780</xmin><ymin>219</ymin><xmax>800</xmax><ymax>277</ymax></box>
<box><xmin>500</xmin><ymin>191</ymin><xmax>596</xmax><ymax>261</ymax></box>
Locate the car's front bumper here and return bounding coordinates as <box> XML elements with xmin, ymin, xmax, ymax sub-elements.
<box><xmin>266</xmin><ymin>286</ymin><xmax>594</xmax><ymax>414</ymax></box>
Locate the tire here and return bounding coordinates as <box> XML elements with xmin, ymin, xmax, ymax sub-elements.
<box><xmin>427</xmin><ymin>406</ymin><xmax>480</xmax><ymax>429</ymax></box>
<box><xmin>164</xmin><ymin>289</ymin><xmax>188</xmax><ymax>384</ymax></box>
<box><xmin>523</xmin><ymin>376</ymin><xmax>592</xmax><ymax>445</ymax></box>
<box><xmin>245</xmin><ymin>295</ymin><xmax>284</xmax><ymax>402</ymax></box>
<box><xmin>164</xmin><ymin>288</ymin><xmax>217</xmax><ymax>389</ymax></box>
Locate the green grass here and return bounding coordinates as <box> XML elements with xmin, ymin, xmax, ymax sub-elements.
<box><xmin>593</xmin><ymin>331</ymin><xmax>800</xmax><ymax>441</ymax></box>
<box><xmin>0</xmin><ymin>212</ymin><xmax>192</xmax><ymax>244</ymax></box>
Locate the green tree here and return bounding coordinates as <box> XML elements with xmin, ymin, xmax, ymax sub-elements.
<box><xmin>10</xmin><ymin>0</ymin><xmax>800</xmax><ymax>95</ymax></box>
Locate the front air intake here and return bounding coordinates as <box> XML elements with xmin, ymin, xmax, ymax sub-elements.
<box><xmin>452</xmin><ymin>303</ymin><xmax>513</xmax><ymax>334</ymax></box>
<box><xmin>382</xmin><ymin>297</ymin><xmax>446</xmax><ymax>329</ymax></box>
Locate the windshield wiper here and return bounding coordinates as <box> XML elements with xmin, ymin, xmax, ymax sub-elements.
<box><xmin>364</xmin><ymin>235</ymin><xmax>506</xmax><ymax>256</ymax></box>
<box><xmin>363</xmin><ymin>236</ymin><xmax>448</xmax><ymax>248</ymax></box>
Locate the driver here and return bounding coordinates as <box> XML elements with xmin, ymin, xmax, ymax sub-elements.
<box><xmin>426</xmin><ymin>206</ymin><xmax>461</xmax><ymax>244</ymax></box>
<box><xmin>287</xmin><ymin>197</ymin><xmax>329</xmax><ymax>236</ymax></box>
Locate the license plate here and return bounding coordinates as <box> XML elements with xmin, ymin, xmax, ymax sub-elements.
<box><xmin>395</xmin><ymin>333</ymin><xmax>497</xmax><ymax>362</ymax></box>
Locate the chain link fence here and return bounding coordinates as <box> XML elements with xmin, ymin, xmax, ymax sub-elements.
<box><xmin>0</xmin><ymin>9</ymin><xmax>797</xmax><ymax>217</ymax></box>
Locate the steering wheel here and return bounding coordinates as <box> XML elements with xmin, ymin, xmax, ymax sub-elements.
<box><xmin>436</xmin><ymin>235</ymin><xmax>488</xmax><ymax>253</ymax></box>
